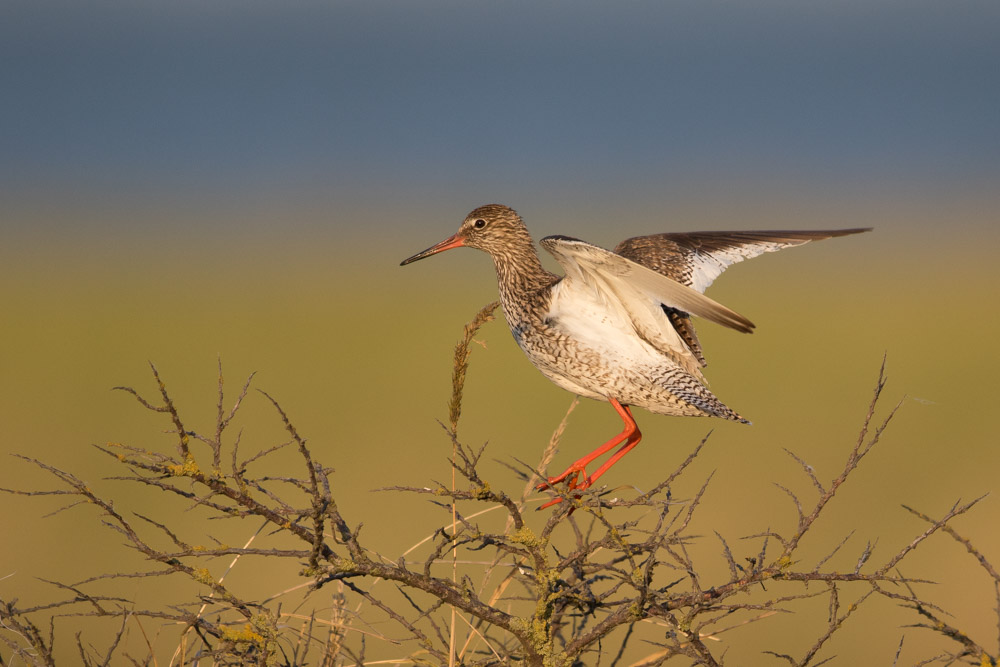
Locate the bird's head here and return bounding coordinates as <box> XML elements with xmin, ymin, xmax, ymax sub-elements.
<box><xmin>400</xmin><ymin>204</ymin><xmax>528</xmax><ymax>265</ymax></box>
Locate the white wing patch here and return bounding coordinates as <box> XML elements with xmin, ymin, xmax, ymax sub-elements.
<box><xmin>688</xmin><ymin>241</ymin><xmax>805</xmax><ymax>293</ymax></box>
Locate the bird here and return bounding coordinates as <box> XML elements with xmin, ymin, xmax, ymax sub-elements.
<box><xmin>401</xmin><ymin>204</ymin><xmax>869</xmax><ymax>505</ymax></box>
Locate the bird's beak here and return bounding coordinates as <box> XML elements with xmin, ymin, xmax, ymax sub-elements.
<box><xmin>400</xmin><ymin>233</ymin><xmax>466</xmax><ymax>266</ymax></box>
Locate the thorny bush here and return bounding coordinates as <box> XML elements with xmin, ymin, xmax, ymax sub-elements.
<box><xmin>1</xmin><ymin>302</ymin><xmax>998</xmax><ymax>666</ymax></box>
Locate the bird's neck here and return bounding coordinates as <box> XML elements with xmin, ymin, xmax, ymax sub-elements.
<box><xmin>490</xmin><ymin>242</ymin><xmax>557</xmax><ymax>309</ymax></box>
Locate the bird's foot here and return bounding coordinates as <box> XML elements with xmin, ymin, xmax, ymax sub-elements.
<box><xmin>536</xmin><ymin>467</ymin><xmax>589</xmax><ymax>492</ymax></box>
<box><xmin>538</xmin><ymin>495</ymin><xmax>572</xmax><ymax>510</ymax></box>
<box><xmin>536</xmin><ymin>467</ymin><xmax>593</xmax><ymax>509</ymax></box>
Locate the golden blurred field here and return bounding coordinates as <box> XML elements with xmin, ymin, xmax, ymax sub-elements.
<box><xmin>1</xmin><ymin>194</ymin><xmax>998</xmax><ymax>663</ymax></box>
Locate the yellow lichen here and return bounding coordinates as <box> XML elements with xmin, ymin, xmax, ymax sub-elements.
<box><xmin>192</xmin><ymin>568</ymin><xmax>215</xmax><ymax>586</ymax></box>
<box><xmin>167</xmin><ymin>456</ymin><xmax>200</xmax><ymax>476</ymax></box>
<box><xmin>221</xmin><ymin>624</ymin><xmax>264</xmax><ymax>645</ymax></box>
<box><xmin>510</xmin><ymin>526</ymin><xmax>542</xmax><ymax>549</ymax></box>
<box><xmin>328</xmin><ymin>558</ymin><xmax>356</xmax><ymax>574</ymax></box>
<box><xmin>250</xmin><ymin>612</ymin><xmax>278</xmax><ymax>640</ymax></box>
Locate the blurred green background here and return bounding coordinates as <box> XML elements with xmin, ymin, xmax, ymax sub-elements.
<box><xmin>2</xmin><ymin>0</ymin><xmax>998</xmax><ymax>663</ymax></box>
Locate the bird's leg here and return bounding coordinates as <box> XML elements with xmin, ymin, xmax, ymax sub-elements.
<box><xmin>537</xmin><ymin>399</ymin><xmax>641</xmax><ymax>506</ymax></box>
<box><xmin>580</xmin><ymin>414</ymin><xmax>642</xmax><ymax>489</ymax></box>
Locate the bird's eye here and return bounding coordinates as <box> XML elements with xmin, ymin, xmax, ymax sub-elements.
<box><xmin>473</xmin><ymin>218</ymin><xmax>487</xmax><ymax>229</ymax></box>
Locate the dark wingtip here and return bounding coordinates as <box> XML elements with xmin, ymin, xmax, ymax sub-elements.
<box><xmin>731</xmin><ymin>316</ymin><xmax>756</xmax><ymax>334</ymax></box>
<box><xmin>831</xmin><ymin>227</ymin><xmax>873</xmax><ymax>237</ymax></box>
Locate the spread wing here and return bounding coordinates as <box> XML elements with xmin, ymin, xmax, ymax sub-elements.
<box><xmin>614</xmin><ymin>229</ymin><xmax>871</xmax><ymax>293</ymax></box>
<box><xmin>613</xmin><ymin>228</ymin><xmax>871</xmax><ymax>364</ymax></box>
<box><xmin>540</xmin><ymin>235</ymin><xmax>755</xmax><ymax>378</ymax></box>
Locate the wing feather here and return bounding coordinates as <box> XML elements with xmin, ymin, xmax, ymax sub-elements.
<box><xmin>540</xmin><ymin>236</ymin><xmax>754</xmax><ymax>377</ymax></box>
<box><xmin>614</xmin><ymin>229</ymin><xmax>871</xmax><ymax>293</ymax></box>
<box><xmin>542</xmin><ymin>236</ymin><xmax>754</xmax><ymax>333</ymax></box>
<box><xmin>613</xmin><ymin>228</ymin><xmax>870</xmax><ymax>364</ymax></box>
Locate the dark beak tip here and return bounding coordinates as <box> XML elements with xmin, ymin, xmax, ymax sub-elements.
<box><xmin>399</xmin><ymin>252</ymin><xmax>430</xmax><ymax>266</ymax></box>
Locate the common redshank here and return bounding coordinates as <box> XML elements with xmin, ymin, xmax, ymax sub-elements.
<box><xmin>401</xmin><ymin>204</ymin><xmax>869</xmax><ymax>504</ymax></box>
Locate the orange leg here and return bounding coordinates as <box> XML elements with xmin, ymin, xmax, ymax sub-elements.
<box><xmin>538</xmin><ymin>399</ymin><xmax>642</xmax><ymax>507</ymax></box>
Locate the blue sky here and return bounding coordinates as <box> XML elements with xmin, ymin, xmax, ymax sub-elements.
<box><xmin>2</xmin><ymin>0</ymin><xmax>998</xmax><ymax>233</ymax></box>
